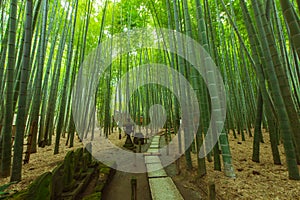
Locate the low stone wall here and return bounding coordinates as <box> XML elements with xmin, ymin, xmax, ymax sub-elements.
<box><xmin>81</xmin><ymin>162</ymin><xmax>116</xmax><ymax>200</ymax></box>
<box><xmin>8</xmin><ymin>147</ymin><xmax>115</xmax><ymax>200</ymax></box>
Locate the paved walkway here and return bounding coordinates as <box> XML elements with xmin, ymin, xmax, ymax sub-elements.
<box><xmin>145</xmin><ymin>135</ymin><xmax>184</xmax><ymax>200</ymax></box>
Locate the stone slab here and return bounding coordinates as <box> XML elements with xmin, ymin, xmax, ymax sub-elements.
<box><xmin>147</xmin><ymin>148</ymin><xmax>159</xmax><ymax>153</ymax></box>
<box><xmin>151</xmin><ymin>136</ymin><xmax>160</xmax><ymax>143</ymax></box>
<box><xmin>151</xmin><ymin>141</ymin><xmax>159</xmax><ymax>145</ymax></box>
<box><xmin>149</xmin><ymin>145</ymin><xmax>160</xmax><ymax>149</ymax></box>
<box><xmin>146</xmin><ymin>163</ymin><xmax>167</xmax><ymax>178</ymax></box>
<box><xmin>150</xmin><ymin>143</ymin><xmax>159</xmax><ymax>148</ymax></box>
<box><xmin>149</xmin><ymin>177</ymin><xmax>184</xmax><ymax>200</ymax></box>
<box><xmin>144</xmin><ymin>156</ymin><xmax>161</xmax><ymax>164</ymax></box>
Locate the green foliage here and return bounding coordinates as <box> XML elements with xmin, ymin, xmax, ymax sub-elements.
<box><xmin>0</xmin><ymin>181</ymin><xmax>16</xmax><ymax>196</ymax></box>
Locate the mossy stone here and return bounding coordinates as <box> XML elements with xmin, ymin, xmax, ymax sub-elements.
<box><xmin>99</xmin><ymin>167</ymin><xmax>110</xmax><ymax>175</ymax></box>
<box><xmin>14</xmin><ymin>172</ymin><xmax>52</xmax><ymax>200</ymax></box>
<box><xmin>63</xmin><ymin>151</ymin><xmax>76</xmax><ymax>191</ymax></box>
<box><xmin>82</xmin><ymin>192</ymin><xmax>101</xmax><ymax>200</ymax></box>
<box><xmin>94</xmin><ymin>183</ymin><xmax>105</xmax><ymax>192</ymax></box>
<box><xmin>74</xmin><ymin>148</ymin><xmax>83</xmax><ymax>176</ymax></box>
<box><xmin>51</xmin><ymin>163</ymin><xmax>64</xmax><ymax>199</ymax></box>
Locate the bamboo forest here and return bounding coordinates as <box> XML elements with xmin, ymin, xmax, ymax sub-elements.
<box><xmin>0</xmin><ymin>0</ymin><xmax>300</xmax><ymax>199</ymax></box>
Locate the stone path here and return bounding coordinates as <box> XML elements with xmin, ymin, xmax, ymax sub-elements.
<box><xmin>145</xmin><ymin>135</ymin><xmax>184</xmax><ymax>200</ymax></box>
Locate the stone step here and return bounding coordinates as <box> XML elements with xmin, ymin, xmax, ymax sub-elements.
<box><xmin>147</xmin><ymin>148</ymin><xmax>159</xmax><ymax>153</ymax></box>
<box><xmin>151</xmin><ymin>139</ymin><xmax>160</xmax><ymax>143</ymax></box>
<box><xmin>149</xmin><ymin>177</ymin><xmax>184</xmax><ymax>200</ymax></box>
<box><xmin>144</xmin><ymin>156</ymin><xmax>161</xmax><ymax>164</ymax></box>
<box><xmin>150</xmin><ymin>141</ymin><xmax>159</xmax><ymax>145</ymax></box>
<box><xmin>146</xmin><ymin>163</ymin><xmax>167</xmax><ymax>178</ymax></box>
<box><xmin>146</xmin><ymin>134</ymin><xmax>184</xmax><ymax>200</ymax></box>
<box><xmin>149</xmin><ymin>145</ymin><xmax>160</xmax><ymax>149</ymax></box>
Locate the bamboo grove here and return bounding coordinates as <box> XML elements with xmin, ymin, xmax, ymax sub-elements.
<box><xmin>0</xmin><ymin>0</ymin><xmax>299</xmax><ymax>183</ymax></box>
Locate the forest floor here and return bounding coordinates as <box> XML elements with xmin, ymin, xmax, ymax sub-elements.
<box><xmin>1</xmin><ymin>129</ymin><xmax>300</xmax><ymax>199</ymax></box>
<box><xmin>0</xmin><ymin>135</ymin><xmax>83</xmax><ymax>193</ymax></box>
<box><xmin>174</xmin><ymin>129</ymin><xmax>300</xmax><ymax>199</ymax></box>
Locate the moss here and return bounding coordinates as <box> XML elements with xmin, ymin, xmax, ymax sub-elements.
<box><xmin>63</xmin><ymin>151</ymin><xmax>75</xmax><ymax>191</ymax></box>
<box><xmin>83</xmin><ymin>146</ymin><xmax>92</xmax><ymax>165</ymax></box>
<box><xmin>12</xmin><ymin>172</ymin><xmax>52</xmax><ymax>200</ymax></box>
<box><xmin>7</xmin><ymin>190</ymin><xmax>28</xmax><ymax>200</ymax></box>
<box><xmin>97</xmin><ymin>162</ymin><xmax>106</xmax><ymax>169</ymax></box>
<box><xmin>94</xmin><ymin>183</ymin><xmax>105</xmax><ymax>192</ymax></box>
<box><xmin>82</xmin><ymin>153</ymin><xmax>89</xmax><ymax>172</ymax></box>
<box><xmin>82</xmin><ymin>192</ymin><xmax>102</xmax><ymax>200</ymax></box>
<box><xmin>99</xmin><ymin>167</ymin><xmax>110</xmax><ymax>175</ymax></box>
<box><xmin>28</xmin><ymin>172</ymin><xmax>52</xmax><ymax>200</ymax></box>
<box><xmin>74</xmin><ymin>148</ymin><xmax>83</xmax><ymax>177</ymax></box>
<box><xmin>51</xmin><ymin>163</ymin><xmax>64</xmax><ymax>198</ymax></box>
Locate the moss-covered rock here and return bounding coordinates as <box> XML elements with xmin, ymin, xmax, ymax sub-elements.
<box><xmin>12</xmin><ymin>172</ymin><xmax>52</xmax><ymax>200</ymax></box>
<box><xmin>63</xmin><ymin>151</ymin><xmax>76</xmax><ymax>192</ymax></box>
<box><xmin>9</xmin><ymin>148</ymin><xmax>109</xmax><ymax>200</ymax></box>
<box><xmin>93</xmin><ymin>183</ymin><xmax>105</xmax><ymax>192</ymax></box>
<box><xmin>74</xmin><ymin>148</ymin><xmax>83</xmax><ymax>178</ymax></box>
<box><xmin>82</xmin><ymin>153</ymin><xmax>90</xmax><ymax>172</ymax></box>
<box><xmin>82</xmin><ymin>192</ymin><xmax>101</xmax><ymax>200</ymax></box>
<box><xmin>84</xmin><ymin>143</ymin><xmax>93</xmax><ymax>164</ymax></box>
<box><xmin>51</xmin><ymin>163</ymin><xmax>64</xmax><ymax>199</ymax></box>
<box><xmin>99</xmin><ymin>167</ymin><xmax>110</xmax><ymax>175</ymax></box>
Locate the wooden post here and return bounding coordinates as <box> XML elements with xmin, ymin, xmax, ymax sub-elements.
<box><xmin>138</xmin><ymin>140</ymin><xmax>141</xmax><ymax>153</ymax></box>
<box><xmin>131</xmin><ymin>177</ymin><xmax>137</xmax><ymax>200</ymax></box>
<box><xmin>208</xmin><ymin>181</ymin><xmax>216</xmax><ymax>200</ymax></box>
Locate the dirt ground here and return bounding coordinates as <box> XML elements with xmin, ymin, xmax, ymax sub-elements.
<box><xmin>102</xmin><ymin>170</ymin><xmax>152</xmax><ymax>200</ymax></box>
<box><xmin>173</xmin><ymin>129</ymin><xmax>300</xmax><ymax>199</ymax></box>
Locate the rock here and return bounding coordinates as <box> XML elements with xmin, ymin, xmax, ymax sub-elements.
<box><xmin>63</xmin><ymin>151</ymin><xmax>76</xmax><ymax>192</ymax></box>
<box><xmin>82</xmin><ymin>192</ymin><xmax>101</xmax><ymax>200</ymax></box>
<box><xmin>25</xmin><ymin>172</ymin><xmax>52</xmax><ymax>200</ymax></box>
<box><xmin>51</xmin><ymin>163</ymin><xmax>64</xmax><ymax>199</ymax></box>
<box><xmin>74</xmin><ymin>148</ymin><xmax>83</xmax><ymax>177</ymax></box>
